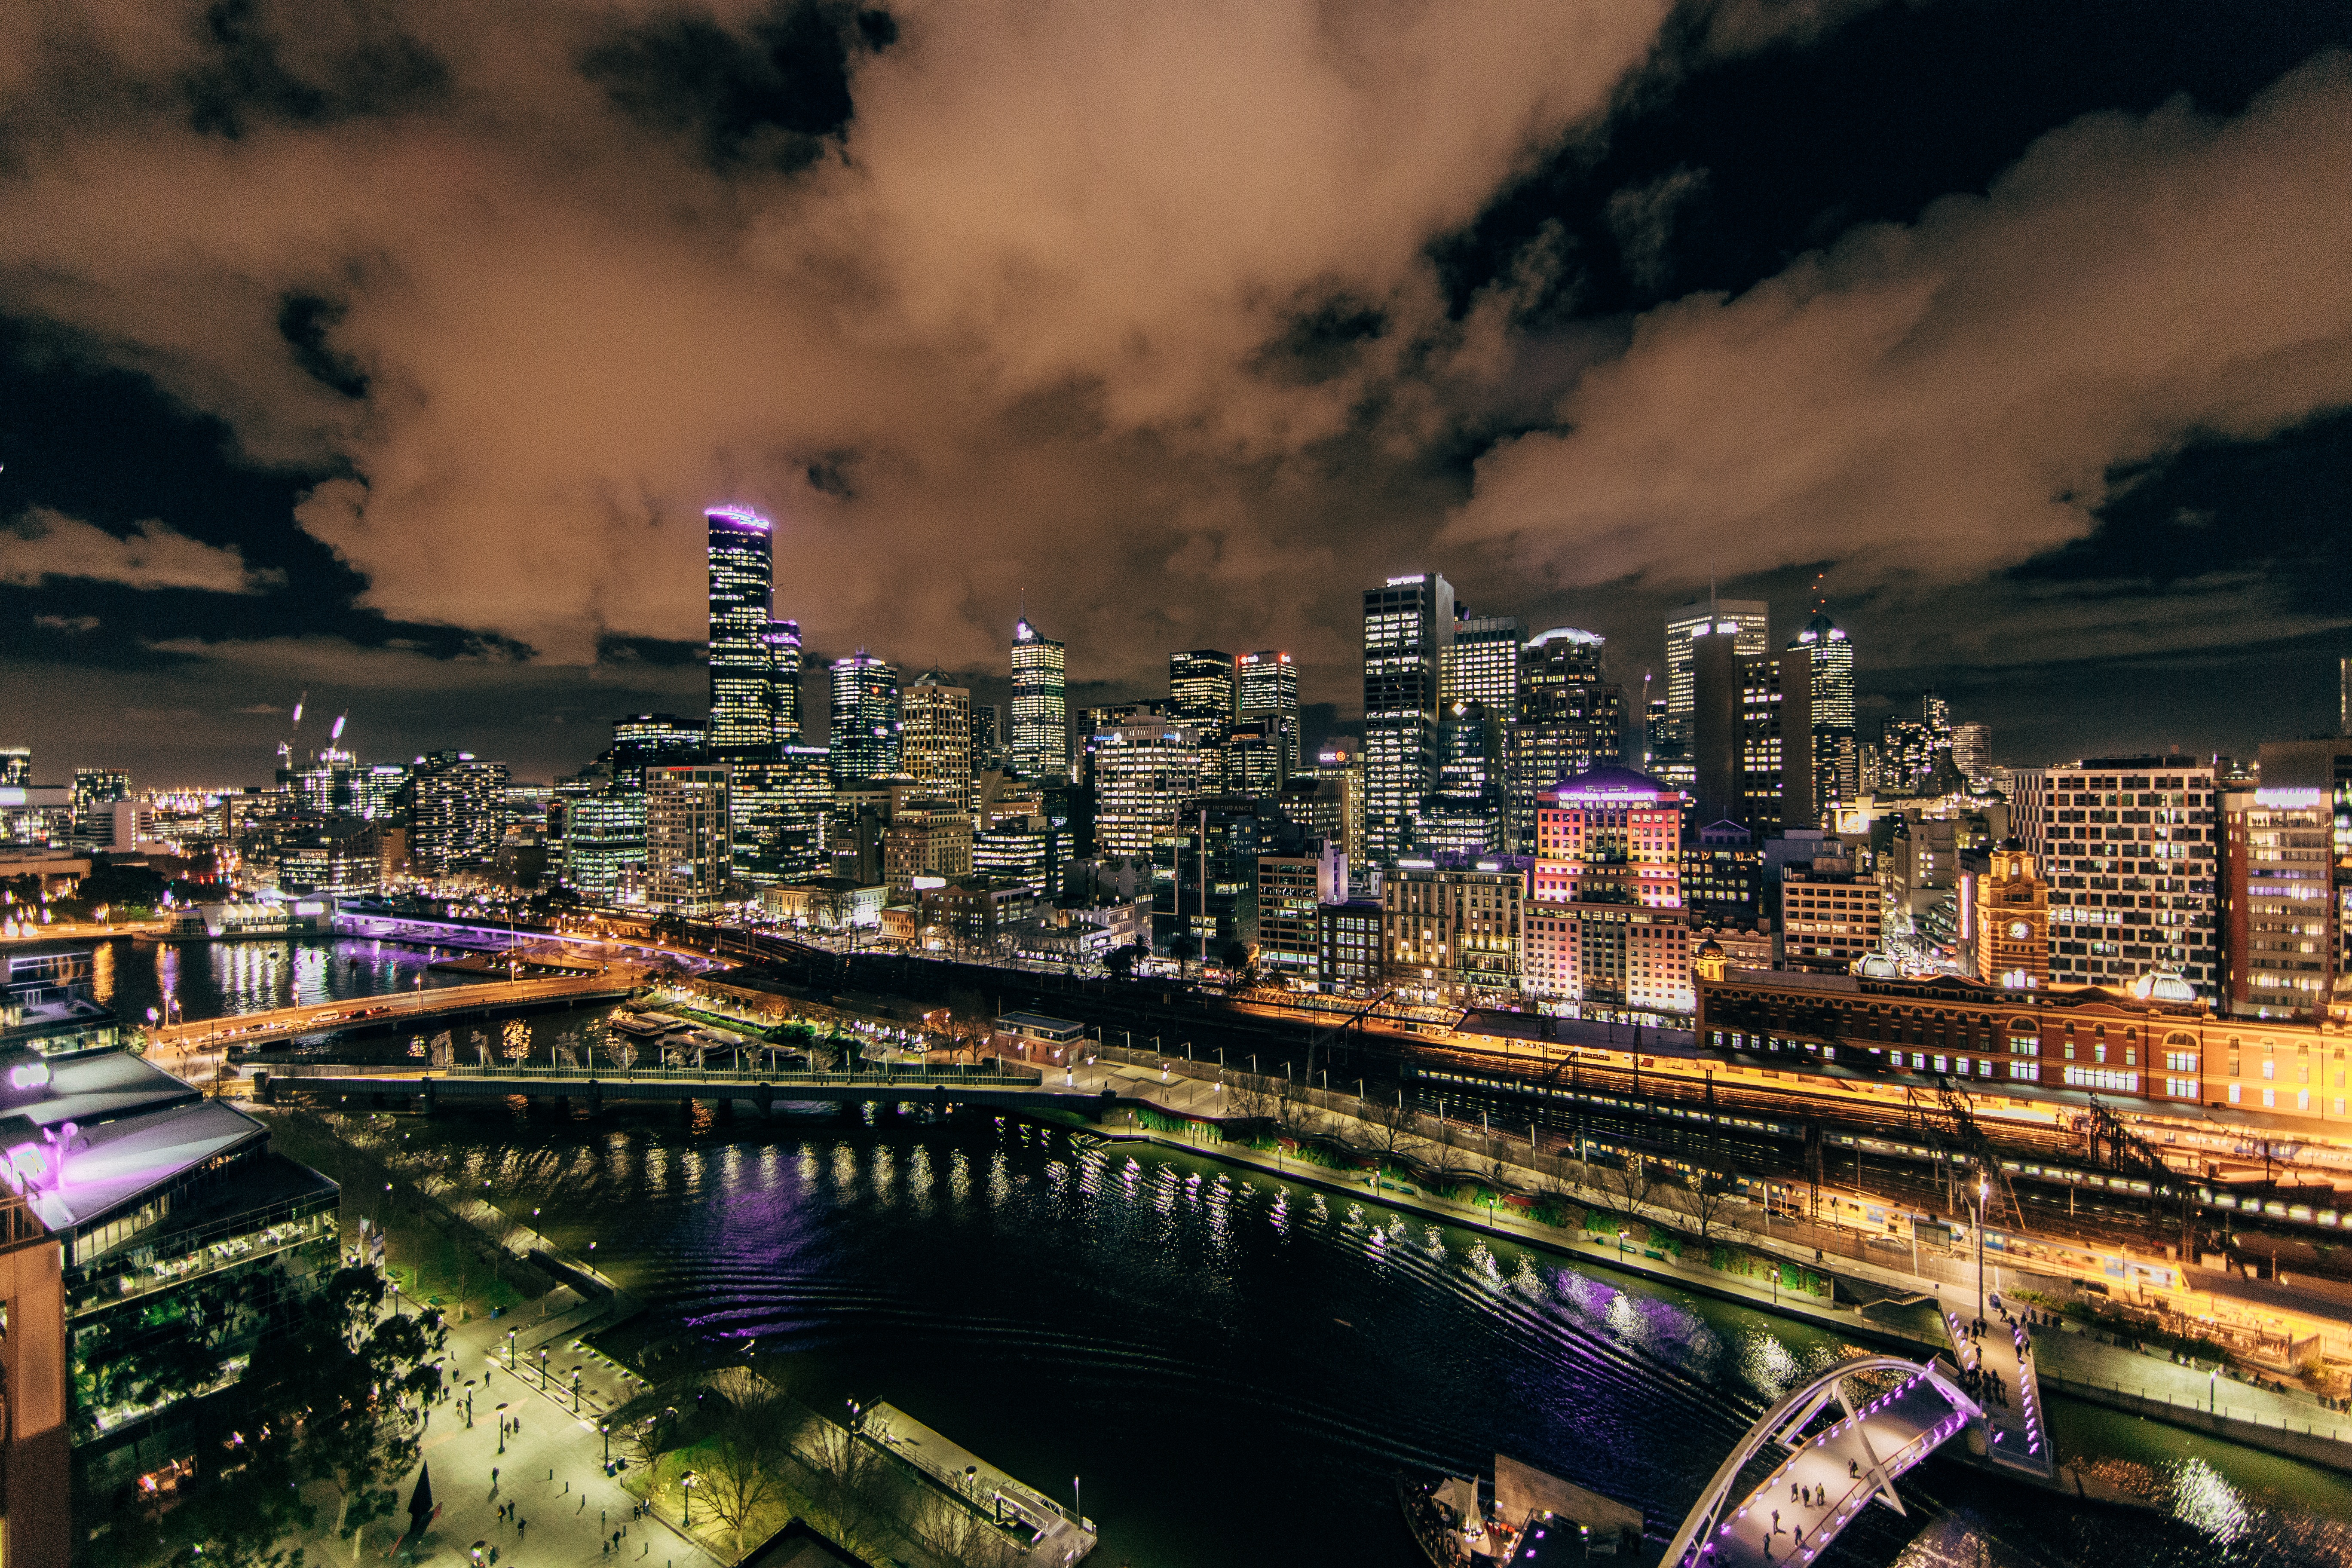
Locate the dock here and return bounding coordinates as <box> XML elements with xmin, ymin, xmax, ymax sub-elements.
<box><xmin>858</xmin><ymin>1402</ymin><xmax>1096</xmax><ymax>1566</ymax></box>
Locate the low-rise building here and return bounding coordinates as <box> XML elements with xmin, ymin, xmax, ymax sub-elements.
<box><xmin>1256</xmin><ymin>841</ymin><xmax>1345</xmax><ymax>974</ymax></box>
<box><xmin>1781</xmin><ymin>848</ymin><xmax>1882</xmax><ymax>974</ymax></box>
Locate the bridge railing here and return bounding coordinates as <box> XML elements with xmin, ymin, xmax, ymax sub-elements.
<box><xmin>428</xmin><ymin>1063</ymin><xmax>1049</xmax><ymax>1088</ymax></box>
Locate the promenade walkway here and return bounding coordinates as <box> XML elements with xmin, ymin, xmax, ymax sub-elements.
<box><xmin>1939</xmin><ymin>1303</ymin><xmax>2051</xmax><ymax>1476</ymax></box>
<box><xmin>149</xmin><ymin>971</ymin><xmax>637</xmax><ymax>1058</ymax></box>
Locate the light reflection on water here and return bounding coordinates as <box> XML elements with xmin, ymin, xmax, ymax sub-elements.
<box><xmin>377</xmin><ymin>1110</ymin><xmax>2352</xmax><ymax>1568</ymax></box>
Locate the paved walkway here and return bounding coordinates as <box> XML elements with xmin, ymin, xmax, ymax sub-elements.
<box><xmin>299</xmin><ymin>1288</ymin><xmax>727</xmax><ymax>1567</ymax></box>
<box><xmin>1939</xmin><ymin>1301</ymin><xmax>2051</xmax><ymax>1475</ymax></box>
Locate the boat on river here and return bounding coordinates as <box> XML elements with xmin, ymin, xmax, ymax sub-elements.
<box><xmin>1400</xmin><ymin>1454</ymin><xmax>1645</xmax><ymax>1565</ymax></box>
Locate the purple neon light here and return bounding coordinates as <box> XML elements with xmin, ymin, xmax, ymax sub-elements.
<box><xmin>707</xmin><ymin>504</ymin><xmax>773</xmax><ymax>530</ymax></box>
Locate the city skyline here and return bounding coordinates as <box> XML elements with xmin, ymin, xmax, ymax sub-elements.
<box><xmin>1</xmin><ymin>3</ymin><xmax>2349</xmax><ymax>780</ymax></box>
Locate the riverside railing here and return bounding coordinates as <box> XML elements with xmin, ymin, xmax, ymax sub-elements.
<box><xmin>267</xmin><ymin>1061</ymin><xmax>1049</xmax><ymax>1089</ymax></box>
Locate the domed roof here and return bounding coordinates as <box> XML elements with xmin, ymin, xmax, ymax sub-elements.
<box><xmin>2126</xmin><ymin>968</ymin><xmax>2199</xmax><ymax>1005</ymax></box>
<box><xmin>1853</xmin><ymin>952</ymin><xmax>1901</xmax><ymax>979</ymax></box>
<box><xmin>1526</xmin><ymin>626</ymin><xmax>1604</xmax><ymax>648</ymax></box>
<box><xmin>1696</xmin><ymin>938</ymin><xmax>1725</xmax><ymax>959</ymax></box>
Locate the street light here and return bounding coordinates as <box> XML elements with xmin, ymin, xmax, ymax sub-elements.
<box><xmin>1973</xmin><ymin>1171</ymin><xmax>1991</xmax><ymax>1336</ymax></box>
<box><xmin>680</xmin><ymin>1470</ymin><xmax>698</xmax><ymax>1525</ymax></box>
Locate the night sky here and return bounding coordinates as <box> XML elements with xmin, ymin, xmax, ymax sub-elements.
<box><xmin>2</xmin><ymin>0</ymin><xmax>2349</xmax><ymax>784</ymax></box>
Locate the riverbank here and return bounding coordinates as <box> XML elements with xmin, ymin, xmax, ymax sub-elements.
<box><xmin>1074</xmin><ymin>1091</ymin><xmax>2352</xmax><ymax>1478</ymax></box>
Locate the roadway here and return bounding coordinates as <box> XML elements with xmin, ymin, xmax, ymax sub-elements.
<box><xmin>146</xmin><ymin>972</ymin><xmax>640</xmax><ymax>1066</ymax></box>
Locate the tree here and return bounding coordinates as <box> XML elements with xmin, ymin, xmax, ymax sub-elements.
<box><xmin>1673</xmin><ymin>1161</ymin><xmax>1745</xmax><ymax>1246</ymax></box>
<box><xmin>1602</xmin><ymin>1149</ymin><xmax>1659</xmax><ymax>1225</ymax></box>
<box><xmin>692</xmin><ymin>1368</ymin><xmax>793</xmax><ymax>1561</ymax></box>
<box><xmin>801</xmin><ymin>1413</ymin><xmax>885</xmax><ymax>1548</ymax></box>
<box><xmin>291</xmin><ymin>1266</ymin><xmax>448</xmax><ymax>1561</ymax></box>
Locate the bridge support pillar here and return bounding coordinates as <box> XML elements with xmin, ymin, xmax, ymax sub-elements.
<box><xmin>756</xmin><ymin>1084</ymin><xmax>774</xmax><ymax>1119</ymax></box>
<box><xmin>419</xmin><ymin>1082</ymin><xmax>436</xmax><ymax>1118</ymax></box>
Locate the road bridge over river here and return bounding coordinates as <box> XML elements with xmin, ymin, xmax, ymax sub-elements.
<box><xmin>253</xmin><ymin>1060</ymin><xmax>1112</xmax><ymax>1117</ymax></box>
<box><xmin>146</xmin><ymin>972</ymin><xmax>638</xmax><ymax>1058</ymax></box>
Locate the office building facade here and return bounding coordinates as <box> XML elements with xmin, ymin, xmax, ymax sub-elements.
<box><xmin>1011</xmin><ymin>616</ymin><xmax>1069</xmax><ymax>781</ymax></box>
<box><xmin>1092</xmin><ymin>720</ymin><xmax>1202</xmax><ymax>859</ymax></box>
<box><xmin>828</xmin><ymin>652</ymin><xmax>902</xmax><ymax>785</ymax></box>
<box><xmin>1235</xmin><ymin>650</ymin><xmax>1300</xmax><ymax>785</ymax></box>
<box><xmin>645</xmin><ymin>764</ymin><xmax>732</xmax><ymax>915</ymax></box>
<box><xmin>1363</xmin><ymin>573</ymin><xmax>1453</xmax><ymax>862</ymax></box>
<box><xmin>1525</xmin><ymin>766</ymin><xmax>1692</xmax><ymax>1013</ymax></box>
<box><xmin>1442</xmin><ymin>614</ymin><xmax>1523</xmax><ymax>714</ymax></box>
<box><xmin>707</xmin><ymin>505</ymin><xmax>796</xmax><ymax>752</ymax></box>
<box><xmin>2011</xmin><ymin>758</ymin><xmax>2219</xmax><ymax>996</ymax></box>
<box><xmin>1383</xmin><ymin>856</ymin><xmax>1527</xmax><ymax>994</ymax></box>
<box><xmin>1664</xmin><ymin>599</ymin><xmax>1769</xmax><ymax>743</ymax></box>
<box><xmin>901</xmin><ymin>669</ymin><xmax>974</xmax><ymax>813</ymax></box>
<box><xmin>407</xmin><ymin>750</ymin><xmax>508</xmax><ymax>875</ymax></box>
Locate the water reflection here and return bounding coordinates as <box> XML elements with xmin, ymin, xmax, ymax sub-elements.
<box><xmin>352</xmin><ymin>1109</ymin><xmax>2352</xmax><ymax>1568</ymax></box>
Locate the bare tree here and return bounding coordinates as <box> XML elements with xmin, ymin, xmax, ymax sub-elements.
<box><xmin>1672</xmin><ymin>1161</ymin><xmax>1744</xmax><ymax>1247</ymax></box>
<box><xmin>694</xmin><ymin>1369</ymin><xmax>793</xmax><ymax>1562</ymax></box>
<box><xmin>798</xmin><ymin>1416</ymin><xmax>883</xmax><ymax>1548</ymax></box>
<box><xmin>916</xmin><ymin>1492</ymin><xmax>1026</xmax><ymax>1568</ymax></box>
<box><xmin>1602</xmin><ymin>1149</ymin><xmax>1658</xmax><ymax>1223</ymax></box>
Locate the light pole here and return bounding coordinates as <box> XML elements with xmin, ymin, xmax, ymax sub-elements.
<box><xmin>1973</xmin><ymin>1171</ymin><xmax>1990</xmax><ymax>1335</ymax></box>
<box><xmin>680</xmin><ymin>1470</ymin><xmax>698</xmax><ymax>1525</ymax></box>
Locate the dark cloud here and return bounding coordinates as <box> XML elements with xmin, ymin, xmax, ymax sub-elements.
<box><xmin>581</xmin><ymin>1</ymin><xmax>892</xmax><ymax>173</ymax></box>
<box><xmin>186</xmin><ymin>0</ymin><xmax>449</xmax><ymax>139</ymax></box>
<box><xmin>595</xmin><ymin>632</ymin><xmax>705</xmax><ymax>669</ymax></box>
<box><xmin>276</xmin><ymin>292</ymin><xmax>368</xmax><ymax>400</ymax></box>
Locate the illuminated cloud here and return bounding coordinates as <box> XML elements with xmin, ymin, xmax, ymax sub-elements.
<box><xmin>0</xmin><ymin>508</ymin><xmax>284</xmax><ymax>594</ymax></box>
<box><xmin>1442</xmin><ymin>56</ymin><xmax>2352</xmax><ymax>602</ymax></box>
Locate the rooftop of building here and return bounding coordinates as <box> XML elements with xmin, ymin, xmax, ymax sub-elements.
<box><xmin>1542</xmin><ymin>763</ymin><xmax>1673</xmax><ymax>800</ymax></box>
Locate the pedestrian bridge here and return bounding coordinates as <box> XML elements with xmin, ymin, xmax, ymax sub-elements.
<box><xmin>146</xmin><ymin>974</ymin><xmax>637</xmax><ymax>1056</ymax></box>
<box><xmin>254</xmin><ymin>1061</ymin><xmax>1116</xmax><ymax>1118</ymax></box>
<box><xmin>1663</xmin><ymin>1356</ymin><xmax>1982</xmax><ymax>1568</ymax></box>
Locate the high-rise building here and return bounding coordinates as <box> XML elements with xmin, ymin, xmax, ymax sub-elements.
<box><xmin>1442</xmin><ymin>614</ymin><xmax>1523</xmax><ymax>714</ymax></box>
<box><xmin>767</xmin><ymin>618</ymin><xmax>803</xmax><ymax>743</ymax></box>
<box><xmin>1664</xmin><ymin>598</ymin><xmax>1768</xmax><ymax>740</ymax></box>
<box><xmin>1091</xmin><ymin>720</ymin><xmax>1202</xmax><ymax>859</ymax></box>
<box><xmin>1168</xmin><ymin>649</ymin><xmax>1236</xmax><ymax>747</ymax></box>
<box><xmin>645</xmin><ymin>763</ymin><xmax>732</xmax><ymax>914</ymax></box>
<box><xmin>0</xmin><ymin>747</ymin><xmax>28</xmax><ymax>787</ymax></box>
<box><xmin>971</xmin><ymin>703</ymin><xmax>1006</xmax><ymax>770</ymax></box>
<box><xmin>1693</xmin><ymin>641</ymin><xmax>1813</xmax><ymax>835</ymax></box>
<box><xmin>1524</xmin><ymin>766</ymin><xmax>1691</xmax><ymax>1013</ymax></box>
<box><xmin>1362</xmin><ymin>573</ymin><xmax>1453</xmax><ymax>862</ymax></box>
<box><xmin>900</xmin><ymin>668</ymin><xmax>974</xmax><ymax>813</ymax></box>
<box><xmin>1222</xmin><ymin>717</ymin><xmax>1291</xmax><ymax>800</ymax></box>
<box><xmin>561</xmin><ymin>785</ymin><xmax>646</xmax><ymax>902</ymax></box>
<box><xmin>728</xmin><ymin>746</ymin><xmax>830</xmax><ymax>885</ymax></box>
<box><xmin>1951</xmin><ymin>723</ymin><xmax>1991</xmax><ymax>787</ymax></box>
<box><xmin>1235</xmin><ymin>650</ymin><xmax>1299</xmax><ymax>784</ymax></box>
<box><xmin>1780</xmin><ymin>843</ymin><xmax>1882</xmax><ymax>974</ymax></box>
<box><xmin>1974</xmin><ymin>840</ymin><xmax>2051</xmax><ymax>989</ymax></box>
<box><xmin>1418</xmin><ymin>701</ymin><xmax>1505</xmax><ymax>857</ymax></box>
<box><xmin>1508</xmin><ymin>628</ymin><xmax>1623</xmax><ymax>854</ymax></box>
<box><xmin>2257</xmin><ymin>738</ymin><xmax>2352</xmax><ymax>993</ymax></box>
<box><xmin>2221</xmin><ymin>786</ymin><xmax>2335</xmax><ymax>1018</ymax></box>
<box><xmin>882</xmin><ymin>805</ymin><xmax>974</xmax><ymax>890</ymax></box>
<box><xmin>1011</xmin><ymin>615</ymin><xmax>1069</xmax><ymax>781</ymax></box>
<box><xmin>828</xmin><ymin>652</ymin><xmax>901</xmax><ymax>785</ymax></box>
<box><xmin>405</xmin><ymin>751</ymin><xmax>508</xmax><ymax>875</ymax></box>
<box><xmin>608</xmin><ymin>714</ymin><xmax>706</xmax><ymax>784</ymax></box>
<box><xmin>71</xmin><ymin>769</ymin><xmax>129</xmax><ymax>847</ymax></box>
<box><xmin>1682</xmin><ymin>820</ymin><xmax>1762</xmax><ymax>929</ymax></box>
<box><xmin>1790</xmin><ymin>610</ymin><xmax>1856</xmax><ymax>812</ymax></box>
<box><xmin>707</xmin><ymin>505</ymin><xmax>789</xmax><ymax>754</ymax></box>
<box><xmin>1156</xmin><ymin>796</ymin><xmax>1299</xmax><ymax>957</ymax></box>
<box><xmin>2011</xmin><ymin>757</ymin><xmax>2219</xmax><ymax>995</ymax></box>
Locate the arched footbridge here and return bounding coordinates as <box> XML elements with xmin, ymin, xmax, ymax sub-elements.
<box><xmin>1663</xmin><ymin>1356</ymin><xmax>1983</xmax><ymax>1568</ymax></box>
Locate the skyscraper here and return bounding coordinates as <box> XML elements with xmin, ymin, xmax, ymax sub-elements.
<box><xmin>1235</xmin><ymin>649</ymin><xmax>1300</xmax><ymax>785</ymax></box>
<box><xmin>1664</xmin><ymin>598</ymin><xmax>1769</xmax><ymax>737</ymax></box>
<box><xmin>1011</xmin><ymin>615</ymin><xmax>1069</xmax><ymax>782</ymax></box>
<box><xmin>645</xmin><ymin>763</ymin><xmax>731</xmax><ymax>915</ymax></box>
<box><xmin>1363</xmin><ymin>573</ymin><xmax>1453</xmax><ymax>861</ymax></box>
<box><xmin>1168</xmin><ymin>650</ymin><xmax>1237</xmax><ymax>745</ymax></box>
<box><xmin>1091</xmin><ymin>719</ymin><xmax>1202</xmax><ymax>858</ymax></box>
<box><xmin>1790</xmin><ymin>609</ymin><xmax>1856</xmax><ymax>811</ymax></box>
<box><xmin>828</xmin><ymin>653</ymin><xmax>902</xmax><ymax>784</ymax></box>
<box><xmin>407</xmin><ymin>750</ymin><xmax>508</xmax><ymax>875</ymax></box>
<box><xmin>901</xmin><ymin>668</ymin><xmax>975</xmax><ymax>813</ymax></box>
<box><xmin>706</xmin><ymin>505</ymin><xmax>786</xmax><ymax>754</ymax></box>
<box><xmin>1442</xmin><ymin>614</ymin><xmax>1523</xmax><ymax>713</ymax></box>
<box><xmin>767</xmin><ymin>618</ymin><xmax>803</xmax><ymax>743</ymax></box>
<box><xmin>1508</xmin><ymin>627</ymin><xmax>1623</xmax><ymax>853</ymax></box>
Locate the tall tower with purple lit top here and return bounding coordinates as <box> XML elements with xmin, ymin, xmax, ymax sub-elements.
<box><xmin>708</xmin><ymin>504</ymin><xmax>782</xmax><ymax>754</ymax></box>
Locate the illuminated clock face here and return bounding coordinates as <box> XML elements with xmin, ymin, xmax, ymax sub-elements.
<box><xmin>2008</xmin><ymin>920</ymin><xmax>2032</xmax><ymax>940</ymax></box>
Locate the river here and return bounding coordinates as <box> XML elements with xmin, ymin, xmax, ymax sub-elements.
<box><xmin>377</xmin><ymin>1104</ymin><xmax>2352</xmax><ymax>1568</ymax></box>
<box><xmin>58</xmin><ymin>934</ymin><xmax>2352</xmax><ymax>1565</ymax></box>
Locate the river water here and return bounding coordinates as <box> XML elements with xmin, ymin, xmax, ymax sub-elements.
<box><xmin>63</xmin><ymin>935</ymin><xmax>2352</xmax><ymax>1565</ymax></box>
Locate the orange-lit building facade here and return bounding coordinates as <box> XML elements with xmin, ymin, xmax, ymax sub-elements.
<box><xmin>1696</xmin><ymin>963</ymin><xmax>2352</xmax><ymax>1130</ymax></box>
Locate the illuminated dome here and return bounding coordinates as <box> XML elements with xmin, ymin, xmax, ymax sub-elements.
<box><xmin>1696</xmin><ymin>938</ymin><xmax>1725</xmax><ymax>959</ymax></box>
<box><xmin>2126</xmin><ymin>969</ymin><xmax>2198</xmax><ymax>1005</ymax></box>
<box><xmin>1526</xmin><ymin>626</ymin><xmax>1604</xmax><ymax>648</ymax></box>
<box><xmin>1853</xmin><ymin>953</ymin><xmax>1901</xmax><ymax>980</ymax></box>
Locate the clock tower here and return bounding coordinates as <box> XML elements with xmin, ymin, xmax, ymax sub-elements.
<box><xmin>1975</xmin><ymin>839</ymin><xmax>2051</xmax><ymax>988</ymax></box>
